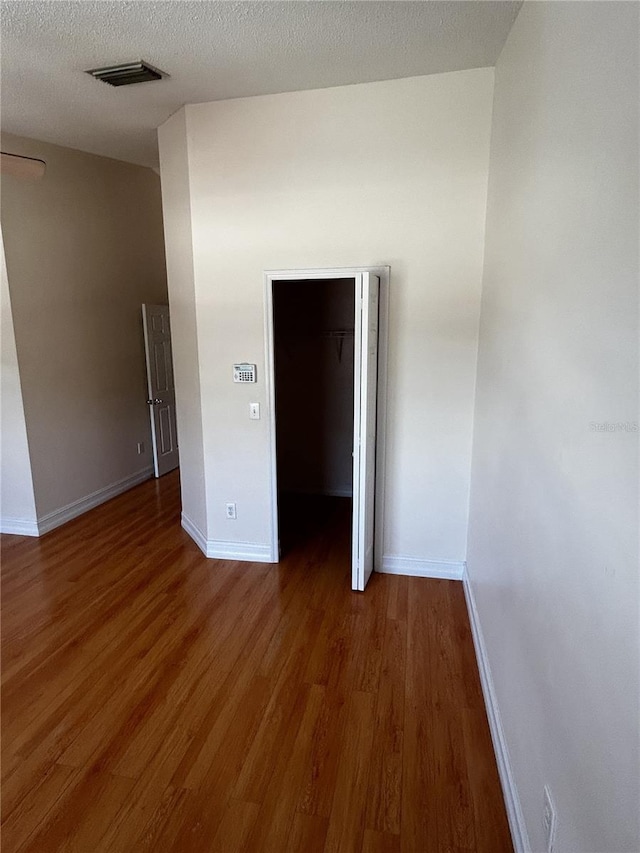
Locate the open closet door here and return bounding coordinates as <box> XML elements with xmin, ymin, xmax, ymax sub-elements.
<box><xmin>352</xmin><ymin>272</ymin><xmax>380</xmax><ymax>591</ymax></box>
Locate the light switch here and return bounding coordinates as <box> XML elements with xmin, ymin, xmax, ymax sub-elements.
<box><xmin>249</xmin><ymin>402</ymin><xmax>260</xmax><ymax>420</ymax></box>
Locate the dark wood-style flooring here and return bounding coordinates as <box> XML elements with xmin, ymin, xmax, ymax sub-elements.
<box><xmin>1</xmin><ymin>472</ymin><xmax>512</xmax><ymax>852</ymax></box>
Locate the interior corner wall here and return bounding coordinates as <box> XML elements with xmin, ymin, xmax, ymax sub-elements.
<box><xmin>0</xmin><ymin>227</ymin><xmax>37</xmax><ymax>533</ymax></box>
<box><xmin>1</xmin><ymin>133</ymin><xmax>169</xmax><ymax>527</ymax></box>
<box><xmin>157</xmin><ymin>111</ymin><xmax>207</xmax><ymax>538</ymax></box>
<box><xmin>162</xmin><ymin>69</ymin><xmax>494</xmax><ymax>559</ymax></box>
<box><xmin>466</xmin><ymin>3</ymin><xmax>639</xmax><ymax>851</ymax></box>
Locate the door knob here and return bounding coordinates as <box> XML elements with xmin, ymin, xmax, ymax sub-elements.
<box><xmin>147</xmin><ymin>398</ymin><xmax>163</xmax><ymax>405</ymax></box>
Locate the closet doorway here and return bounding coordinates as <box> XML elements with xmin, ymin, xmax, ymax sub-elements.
<box><xmin>264</xmin><ymin>267</ymin><xmax>389</xmax><ymax>591</ymax></box>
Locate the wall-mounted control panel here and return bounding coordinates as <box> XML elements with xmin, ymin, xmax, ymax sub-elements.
<box><xmin>233</xmin><ymin>363</ymin><xmax>257</xmax><ymax>383</ymax></box>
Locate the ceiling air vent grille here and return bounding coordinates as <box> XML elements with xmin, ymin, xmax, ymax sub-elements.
<box><xmin>86</xmin><ymin>61</ymin><xmax>166</xmax><ymax>87</ymax></box>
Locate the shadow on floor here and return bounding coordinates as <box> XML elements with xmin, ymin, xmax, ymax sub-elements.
<box><xmin>277</xmin><ymin>492</ymin><xmax>352</xmax><ymax>559</ymax></box>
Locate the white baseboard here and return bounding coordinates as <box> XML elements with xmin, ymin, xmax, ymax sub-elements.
<box><xmin>206</xmin><ymin>539</ymin><xmax>274</xmax><ymax>562</ymax></box>
<box><xmin>463</xmin><ymin>567</ymin><xmax>530</xmax><ymax>853</ymax></box>
<box><xmin>181</xmin><ymin>512</ymin><xmax>208</xmax><ymax>555</ymax></box>
<box><xmin>379</xmin><ymin>554</ymin><xmax>465</xmax><ymax>580</ymax></box>
<box><xmin>181</xmin><ymin>513</ymin><xmax>275</xmax><ymax>563</ymax></box>
<box><xmin>0</xmin><ymin>517</ymin><xmax>40</xmax><ymax>536</ymax></box>
<box><xmin>37</xmin><ymin>467</ymin><xmax>154</xmax><ymax>535</ymax></box>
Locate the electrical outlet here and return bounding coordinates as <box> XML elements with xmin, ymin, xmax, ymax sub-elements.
<box><xmin>543</xmin><ymin>785</ymin><xmax>557</xmax><ymax>853</ymax></box>
<box><xmin>226</xmin><ymin>502</ymin><xmax>237</xmax><ymax>520</ymax></box>
<box><xmin>137</xmin><ymin>442</ymin><xmax>145</xmax><ymax>455</ymax></box>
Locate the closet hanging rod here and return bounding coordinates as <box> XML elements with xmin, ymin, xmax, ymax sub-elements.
<box><xmin>280</xmin><ymin>329</ymin><xmax>354</xmax><ymax>338</ymax></box>
<box><xmin>321</xmin><ymin>329</ymin><xmax>354</xmax><ymax>338</ymax></box>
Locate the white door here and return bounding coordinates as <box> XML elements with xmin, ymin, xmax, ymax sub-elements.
<box><xmin>352</xmin><ymin>273</ymin><xmax>380</xmax><ymax>591</ymax></box>
<box><xmin>142</xmin><ymin>304</ymin><xmax>179</xmax><ymax>477</ymax></box>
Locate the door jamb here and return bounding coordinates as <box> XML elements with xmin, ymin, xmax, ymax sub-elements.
<box><xmin>263</xmin><ymin>266</ymin><xmax>390</xmax><ymax>569</ymax></box>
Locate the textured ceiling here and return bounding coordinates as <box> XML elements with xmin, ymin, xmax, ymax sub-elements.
<box><xmin>1</xmin><ymin>1</ymin><xmax>522</xmax><ymax>169</ymax></box>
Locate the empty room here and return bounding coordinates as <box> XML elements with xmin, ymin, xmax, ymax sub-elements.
<box><xmin>1</xmin><ymin>2</ymin><xmax>638</xmax><ymax>852</ymax></box>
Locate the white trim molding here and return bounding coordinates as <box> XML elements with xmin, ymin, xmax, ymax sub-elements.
<box><xmin>181</xmin><ymin>513</ymin><xmax>275</xmax><ymax>563</ymax></box>
<box><xmin>2</xmin><ymin>468</ymin><xmax>154</xmax><ymax>537</ymax></box>
<box><xmin>379</xmin><ymin>554</ymin><xmax>465</xmax><ymax>580</ymax></box>
<box><xmin>205</xmin><ymin>540</ymin><xmax>274</xmax><ymax>562</ymax></box>
<box><xmin>264</xmin><ymin>265</ymin><xmax>390</xmax><ymax>571</ymax></box>
<box><xmin>463</xmin><ymin>566</ymin><xmax>530</xmax><ymax>853</ymax></box>
<box><xmin>181</xmin><ymin>512</ymin><xmax>208</xmax><ymax>555</ymax></box>
<box><xmin>0</xmin><ymin>517</ymin><xmax>40</xmax><ymax>536</ymax></box>
<box><xmin>35</xmin><ymin>467</ymin><xmax>154</xmax><ymax>536</ymax></box>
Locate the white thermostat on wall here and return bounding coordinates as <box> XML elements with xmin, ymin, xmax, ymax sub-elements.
<box><xmin>233</xmin><ymin>363</ymin><xmax>257</xmax><ymax>383</ymax></box>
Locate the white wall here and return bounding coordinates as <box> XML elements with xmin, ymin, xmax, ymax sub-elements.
<box><xmin>159</xmin><ymin>69</ymin><xmax>494</xmax><ymax>561</ymax></box>
<box><xmin>0</xmin><ymin>229</ymin><xmax>37</xmax><ymax>533</ymax></box>
<box><xmin>158</xmin><ymin>112</ymin><xmax>207</xmax><ymax>536</ymax></box>
<box><xmin>1</xmin><ymin>133</ymin><xmax>168</xmax><ymax>527</ymax></box>
<box><xmin>274</xmin><ymin>279</ymin><xmax>355</xmax><ymax>497</ymax></box>
<box><xmin>467</xmin><ymin>3</ymin><xmax>639</xmax><ymax>851</ymax></box>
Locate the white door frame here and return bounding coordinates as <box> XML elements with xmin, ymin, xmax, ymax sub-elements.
<box><xmin>263</xmin><ymin>265</ymin><xmax>390</xmax><ymax>571</ymax></box>
<box><xmin>142</xmin><ymin>303</ymin><xmax>180</xmax><ymax>478</ymax></box>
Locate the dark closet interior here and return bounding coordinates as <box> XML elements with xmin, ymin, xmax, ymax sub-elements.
<box><xmin>273</xmin><ymin>278</ymin><xmax>355</xmax><ymax>556</ymax></box>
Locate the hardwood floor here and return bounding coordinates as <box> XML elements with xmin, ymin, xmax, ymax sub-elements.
<box><xmin>1</xmin><ymin>472</ymin><xmax>512</xmax><ymax>852</ymax></box>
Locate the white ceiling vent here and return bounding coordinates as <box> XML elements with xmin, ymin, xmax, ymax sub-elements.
<box><xmin>86</xmin><ymin>61</ymin><xmax>167</xmax><ymax>87</ymax></box>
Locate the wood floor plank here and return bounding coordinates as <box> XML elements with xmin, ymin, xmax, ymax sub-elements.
<box><xmin>129</xmin><ymin>786</ymin><xmax>194</xmax><ymax>853</ymax></box>
<box><xmin>402</xmin><ymin>580</ymin><xmax>439</xmax><ymax>851</ymax></box>
<box><xmin>185</xmin><ymin>671</ymin><xmax>272</xmax><ymax>794</ymax></box>
<box><xmin>386</xmin><ymin>574</ymin><xmax>409</xmax><ymax>624</ymax></box>
<box><xmin>231</xmin><ymin>605</ymin><xmax>323</xmax><ymax>802</ymax></box>
<box><xmin>323</xmin><ymin>689</ymin><xmax>377</xmax><ymax>853</ymax></box>
<box><xmin>296</xmin><ymin>612</ymin><xmax>362</xmax><ymax>819</ymax></box>
<box><xmin>210</xmin><ymin>798</ymin><xmax>260</xmax><ymax>852</ymax></box>
<box><xmin>362</xmin><ymin>828</ymin><xmax>402</xmax><ymax>853</ymax></box>
<box><xmin>448</xmin><ymin>580</ymin><xmax>488</xmax><ymax>712</ymax></box>
<box><xmin>426</xmin><ymin>582</ymin><xmax>477</xmax><ymax>850</ymax></box>
<box><xmin>365</xmin><ymin>616</ymin><xmax>406</xmax><ymax>836</ymax></box>
<box><xmin>55</xmin><ymin>771</ymin><xmax>136</xmax><ymax>853</ymax></box>
<box><xmin>97</xmin><ymin>778</ymin><xmax>192</xmax><ymax>851</ymax></box>
<box><xmin>285</xmin><ymin>812</ymin><xmax>329</xmax><ymax>853</ymax></box>
<box><xmin>242</xmin><ymin>683</ymin><xmax>326</xmax><ymax>851</ymax></box>
<box><xmin>0</xmin><ymin>763</ymin><xmax>80</xmax><ymax>852</ymax></box>
<box><xmin>123</xmin><ymin>785</ymin><xmax>193</xmax><ymax>853</ymax></box>
<box><xmin>461</xmin><ymin>707</ymin><xmax>513</xmax><ymax>853</ymax></box>
<box><xmin>108</xmin><ymin>566</ymin><xmax>274</xmax><ymax>780</ymax></box>
<box><xmin>17</xmin><ymin>765</ymin><xmax>134</xmax><ymax>853</ymax></box>
<box><xmin>0</xmin><ymin>473</ymin><xmax>512</xmax><ymax>852</ymax></box>
<box><xmin>353</xmin><ymin>575</ymin><xmax>388</xmax><ymax>695</ymax></box>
